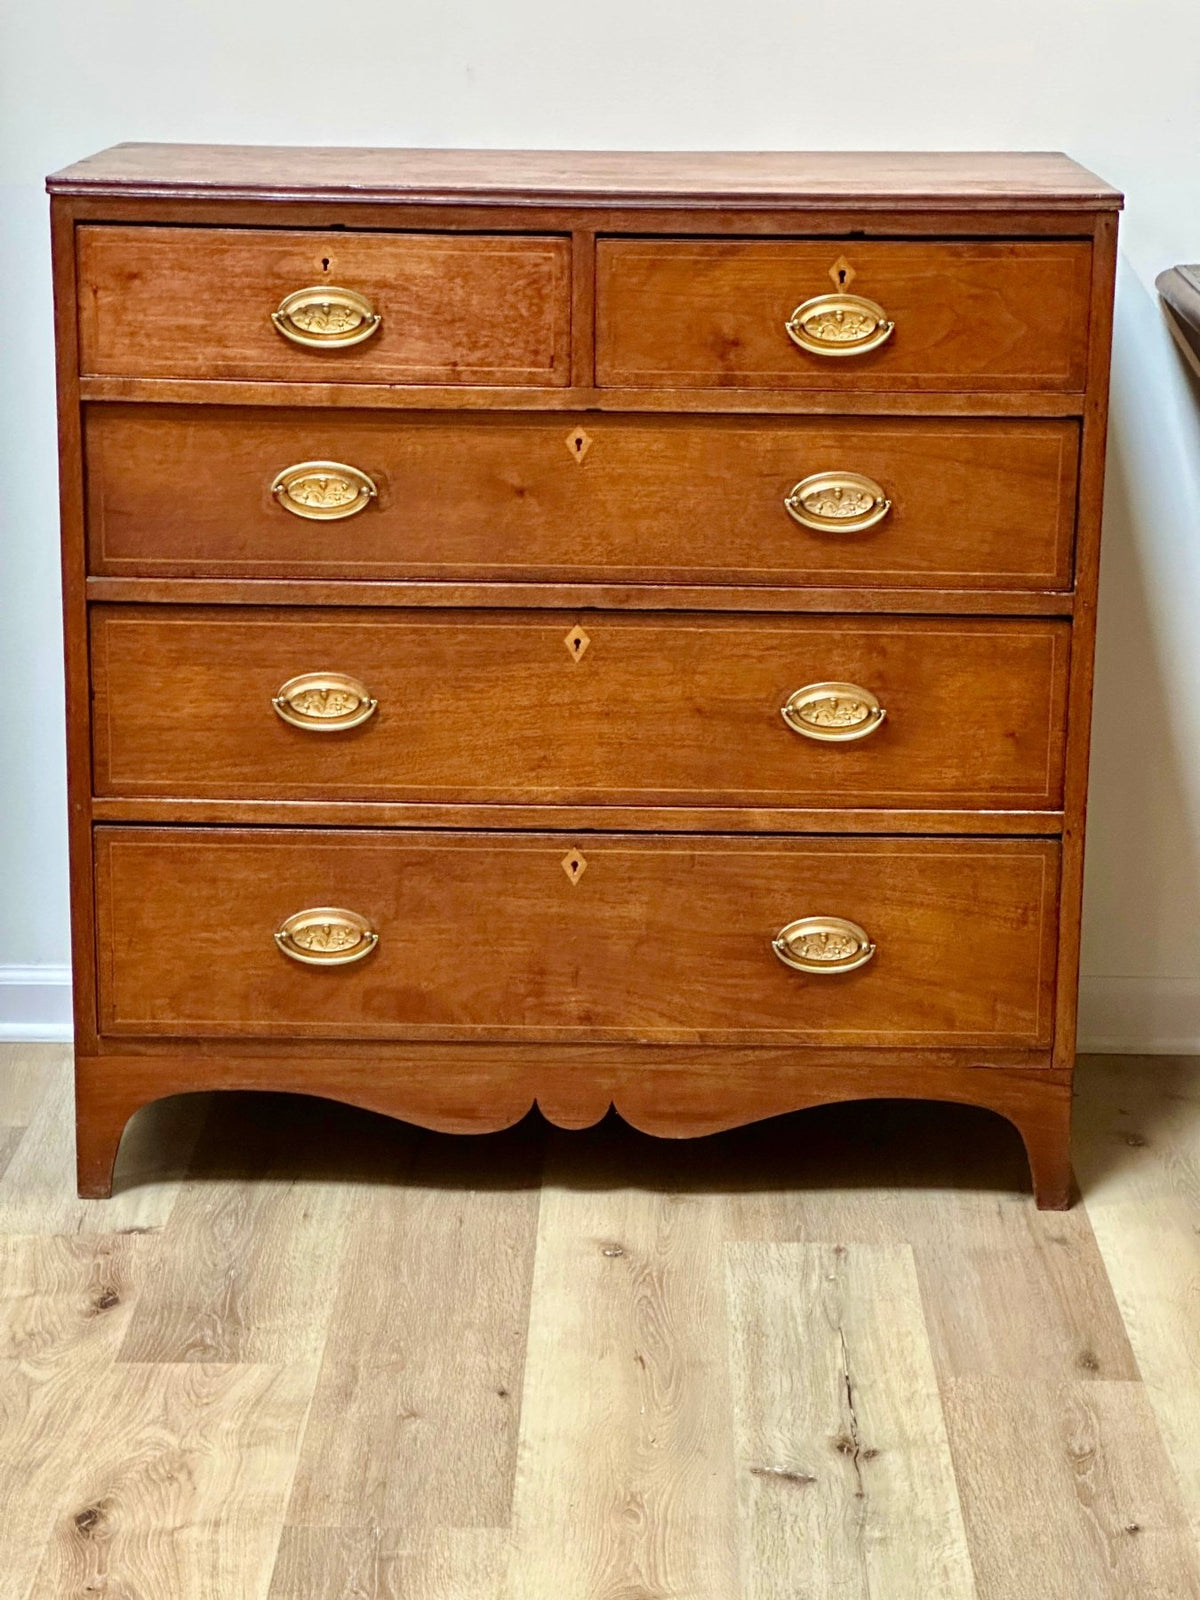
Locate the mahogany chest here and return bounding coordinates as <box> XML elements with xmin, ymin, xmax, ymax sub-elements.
<box><xmin>47</xmin><ymin>146</ymin><xmax>1121</xmax><ymax>1204</ymax></box>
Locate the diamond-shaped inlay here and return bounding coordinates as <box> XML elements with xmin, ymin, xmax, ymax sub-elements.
<box><xmin>828</xmin><ymin>255</ymin><xmax>856</xmax><ymax>289</ymax></box>
<box><xmin>561</xmin><ymin>849</ymin><xmax>588</xmax><ymax>885</ymax></box>
<box><xmin>565</xmin><ymin>426</ymin><xmax>594</xmax><ymax>464</ymax></box>
<box><xmin>564</xmin><ymin>624</ymin><xmax>591</xmax><ymax>664</ymax></box>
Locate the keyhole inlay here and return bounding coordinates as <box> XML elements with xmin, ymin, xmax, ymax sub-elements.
<box><xmin>828</xmin><ymin>255</ymin><xmax>856</xmax><ymax>289</ymax></box>
<box><xmin>565</xmin><ymin>426</ymin><xmax>594</xmax><ymax>464</ymax></box>
<box><xmin>561</xmin><ymin>849</ymin><xmax>588</xmax><ymax>885</ymax></box>
<box><xmin>564</xmin><ymin>625</ymin><xmax>591</xmax><ymax>663</ymax></box>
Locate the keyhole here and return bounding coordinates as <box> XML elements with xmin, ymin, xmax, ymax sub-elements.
<box><xmin>828</xmin><ymin>256</ymin><xmax>855</xmax><ymax>291</ymax></box>
<box><xmin>563</xmin><ymin>625</ymin><xmax>591</xmax><ymax>662</ymax></box>
<box><xmin>564</xmin><ymin>426</ymin><xmax>593</xmax><ymax>464</ymax></box>
<box><xmin>561</xmin><ymin>847</ymin><xmax>589</xmax><ymax>883</ymax></box>
<box><xmin>321</xmin><ymin>258</ymin><xmax>330</xmax><ymax>272</ymax></box>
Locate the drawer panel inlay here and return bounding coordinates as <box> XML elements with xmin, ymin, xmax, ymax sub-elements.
<box><xmin>85</xmin><ymin>406</ymin><xmax>1080</xmax><ymax>590</ymax></box>
<box><xmin>94</xmin><ymin>829</ymin><xmax>1060</xmax><ymax>1047</ymax></box>
<box><xmin>90</xmin><ymin>607</ymin><xmax>1071</xmax><ymax>810</ymax></box>
<box><xmin>596</xmin><ymin>239</ymin><xmax>1092</xmax><ymax>391</ymax></box>
<box><xmin>77</xmin><ymin>226</ymin><xmax>573</xmax><ymax>385</ymax></box>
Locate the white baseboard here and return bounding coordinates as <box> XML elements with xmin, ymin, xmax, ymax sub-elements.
<box><xmin>0</xmin><ymin>965</ymin><xmax>73</xmax><ymax>1041</ymax></box>
<box><xmin>0</xmin><ymin>964</ymin><xmax>1196</xmax><ymax>1054</ymax></box>
<box><xmin>1078</xmin><ymin>975</ymin><xmax>1200</xmax><ymax>1054</ymax></box>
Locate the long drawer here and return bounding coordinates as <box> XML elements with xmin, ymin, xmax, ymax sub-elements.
<box><xmin>84</xmin><ymin>406</ymin><xmax>1079</xmax><ymax>590</ymax></box>
<box><xmin>76</xmin><ymin>226</ymin><xmax>572</xmax><ymax>385</ymax></box>
<box><xmin>94</xmin><ymin>829</ymin><xmax>1060</xmax><ymax>1046</ymax></box>
<box><xmin>597</xmin><ymin>239</ymin><xmax>1092</xmax><ymax>391</ymax></box>
<box><xmin>91</xmin><ymin>608</ymin><xmax>1071</xmax><ymax>810</ymax></box>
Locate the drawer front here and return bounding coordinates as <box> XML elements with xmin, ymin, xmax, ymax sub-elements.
<box><xmin>92</xmin><ymin>608</ymin><xmax>1070</xmax><ymax>810</ymax></box>
<box><xmin>77</xmin><ymin>226</ymin><xmax>572</xmax><ymax>385</ymax></box>
<box><xmin>596</xmin><ymin>240</ymin><xmax>1092</xmax><ymax>391</ymax></box>
<box><xmin>85</xmin><ymin>406</ymin><xmax>1079</xmax><ymax>591</ymax></box>
<box><xmin>94</xmin><ymin>829</ymin><xmax>1059</xmax><ymax>1047</ymax></box>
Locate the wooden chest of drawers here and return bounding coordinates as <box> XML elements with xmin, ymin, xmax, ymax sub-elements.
<box><xmin>48</xmin><ymin>146</ymin><xmax>1121</xmax><ymax>1205</ymax></box>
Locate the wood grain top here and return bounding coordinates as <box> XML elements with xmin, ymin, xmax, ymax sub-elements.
<box><xmin>46</xmin><ymin>144</ymin><xmax>1122</xmax><ymax>210</ymax></box>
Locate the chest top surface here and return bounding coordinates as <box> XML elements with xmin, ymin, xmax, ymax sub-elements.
<box><xmin>47</xmin><ymin>144</ymin><xmax>1122</xmax><ymax>211</ymax></box>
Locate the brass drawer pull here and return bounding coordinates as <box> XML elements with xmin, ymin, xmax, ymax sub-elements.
<box><xmin>773</xmin><ymin>916</ymin><xmax>875</xmax><ymax>975</ymax></box>
<box><xmin>271</xmin><ymin>460</ymin><xmax>378</xmax><ymax>521</ymax></box>
<box><xmin>784</xmin><ymin>471</ymin><xmax>891</xmax><ymax>534</ymax></box>
<box><xmin>785</xmin><ymin>293</ymin><xmax>894</xmax><ymax>358</ymax></box>
<box><xmin>782</xmin><ymin>682</ymin><xmax>885</xmax><ymax>743</ymax></box>
<box><xmin>276</xmin><ymin>907</ymin><xmax>378</xmax><ymax>966</ymax></box>
<box><xmin>271</xmin><ymin>286</ymin><xmax>382</xmax><ymax>348</ymax></box>
<box><xmin>272</xmin><ymin>672</ymin><xmax>378</xmax><ymax>732</ymax></box>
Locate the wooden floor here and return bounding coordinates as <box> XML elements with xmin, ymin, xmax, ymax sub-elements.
<box><xmin>1</xmin><ymin>1050</ymin><xmax>1200</xmax><ymax>1598</ymax></box>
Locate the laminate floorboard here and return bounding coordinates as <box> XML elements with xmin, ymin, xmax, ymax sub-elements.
<box><xmin>1</xmin><ymin>1046</ymin><xmax>1199</xmax><ymax>1597</ymax></box>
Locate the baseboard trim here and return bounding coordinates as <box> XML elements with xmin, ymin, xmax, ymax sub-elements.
<box><xmin>1077</xmin><ymin>975</ymin><xmax>1200</xmax><ymax>1054</ymax></box>
<box><xmin>0</xmin><ymin>966</ymin><xmax>1194</xmax><ymax>1054</ymax></box>
<box><xmin>0</xmin><ymin>965</ymin><xmax>74</xmax><ymax>1042</ymax></box>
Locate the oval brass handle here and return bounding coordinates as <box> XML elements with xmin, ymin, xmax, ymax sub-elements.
<box><xmin>773</xmin><ymin>916</ymin><xmax>875</xmax><ymax>975</ymax></box>
<box><xmin>271</xmin><ymin>286</ymin><xmax>382</xmax><ymax>349</ymax></box>
<box><xmin>273</xmin><ymin>672</ymin><xmax>378</xmax><ymax>732</ymax></box>
<box><xmin>782</xmin><ymin>683</ymin><xmax>886</xmax><ymax>743</ymax></box>
<box><xmin>271</xmin><ymin>461</ymin><xmax>378</xmax><ymax>521</ymax></box>
<box><xmin>276</xmin><ymin>907</ymin><xmax>378</xmax><ymax>966</ymax></box>
<box><xmin>784</xmin><ymin>472</ymin><xmax>892</xmax><ymax>534</ymax></box>
<box><xmin>785</xmin><ymin>293</ymin><xmax>894</xmax><ymax>358</ymax></box>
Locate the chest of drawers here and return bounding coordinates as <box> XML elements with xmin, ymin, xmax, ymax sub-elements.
<box><xmin>47</xmin><ymin>146</ymin><xmax>1121</xmax><ymax>1204</ymax></box>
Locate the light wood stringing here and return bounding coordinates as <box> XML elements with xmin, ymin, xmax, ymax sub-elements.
<box><xmin>596</xmin><ymin>239</ymin><xmax>1093</xmax><ymax>390</ymax></box>
<box><xmin>85</xmin><ymin>405</ymin><xmax>1080</xmax><ymax>589</ymax></box>
<box><xmin>77</xmin><ymin>226</ymin><xmax>573</xmax><ymax>385</ymax></box>
<box><xmin>93</xmin><ymin>829</ymin><xmax>1060</xmax><ymax>1047</ymax></box>
<box><xmin>90</xmin><ymin>607</ymin><xmax>1071</xmax><ymax>810</ymax></box>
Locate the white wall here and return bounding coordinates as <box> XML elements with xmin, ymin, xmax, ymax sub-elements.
<box><xmin>1</xmin><ymin>0</ymin><xmax>1198</xmax><ymax>1045</ymax></box>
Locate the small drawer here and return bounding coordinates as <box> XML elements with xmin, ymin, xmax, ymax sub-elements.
<box><xmin>85</xmin><ymin>405</ymin><xmax>1079</xmax><ymax>591</ymax></box>
<box><xmin>596</xmin><ymin>239</ymin><xmax>1092</xmax><ymax>391</ymax></box>
<box><xmin>94</xmin><ymin>828</ymin><xmax>1060</xmax><ymax>1047</ymax></box>
<box><xmin>91</xmin><ymin>607</ymin><xmax>1070</xmax><ymax>811</ymax></box>
<box><xmin>76</xmin><ymin>226</ymin><xmax>572</xmax><ymax>386</ymax></box>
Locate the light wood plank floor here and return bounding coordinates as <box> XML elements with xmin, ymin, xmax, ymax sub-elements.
<box><xmin>2</xmin><ymin>1046</ymin><xmax>1199</xmax><ymax>1599</ymax></box>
